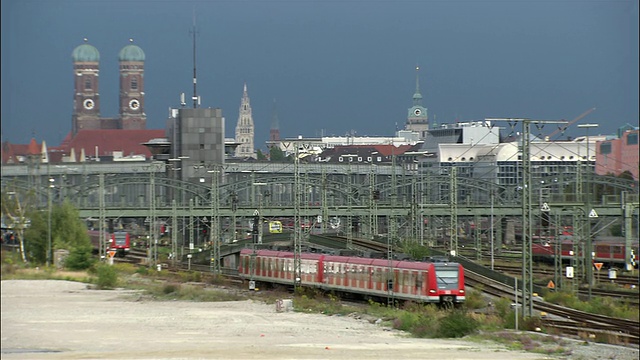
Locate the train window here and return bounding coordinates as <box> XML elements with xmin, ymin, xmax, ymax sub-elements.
<box><xmin>415</xmin><ymin>273</ymin><xmax>422</xmax><ymax>289</ymax></box>
<box><xmin>435</xmin><ymin>268</ymin><xmax>459</xmax><ymax>288</ymax></box>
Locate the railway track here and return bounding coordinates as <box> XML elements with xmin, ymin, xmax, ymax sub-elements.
<box><xmin>114</xmin><ymin>238</ymin><xmax>640</xmax><ymax>346</ymax></box>
<box><xmin>465</xmin><ymin>270</ymin><xmax>640</xmax><ymax>345</ymax></box>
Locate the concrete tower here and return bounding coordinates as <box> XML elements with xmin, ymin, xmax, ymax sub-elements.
<box><xmin>234</xmin><ymin>83</ymin><xmax>255</xmax><ymax>158</ymax></box>
<box><xmin>118</xmin><ymin>39</ymin><xmax>146</xmax><ymax>130</ymax></box>
<box><xmin>405</xmin><ymin>66</ymin><xmax>429</xmax><ymax>139</ymax></box>
<box><xmin>71</xmin><ymin>38</ymin><xmax>101</xmax><ymax>135</ymax></box>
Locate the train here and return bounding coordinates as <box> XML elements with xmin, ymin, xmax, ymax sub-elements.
<box><xmin>531</xmin><ymin>236</ymin><xmax>638</xmax><ymax>268</ymax></box>
<box><xmin>238</xmin><ymin>249</ymin><xmax>465</xmax><ymax>305</ymax></box>
<box><xmin>87</xmin><ymin>230</ymin><xmax>131</xmax><ymax>257</ymax></box>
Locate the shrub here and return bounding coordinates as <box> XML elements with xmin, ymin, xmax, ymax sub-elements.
<box><xmin>94</xmin><ymin>264</ymin><xmax>118</xmax><ymax>289</ymax></box>
<box><xmin>64</xmin><ymin>245</ymin><xmax>95</xmax><ymax>270</ymax></box>
<box><xmin>163</xmin><ymin>283</ymin><xmax>179</xmax><ymax>294</ymax></box>
<box><xmin>463</xmin><ymin>287</ymin><xmax>486</xmax><ymax>310</ymax></box>
<box><xmin>437</xmin><ymin>309</ymin><xmax>479</xmax><ymax>338</ymax></box>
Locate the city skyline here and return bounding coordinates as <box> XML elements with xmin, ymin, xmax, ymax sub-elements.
<box><xmin>1</xmin><ymin>0</ymin><xmax>638</xmax><ymax>150</ymax></box>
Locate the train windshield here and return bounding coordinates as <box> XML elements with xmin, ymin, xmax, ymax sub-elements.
<box><xmin>435</xmin><ymin>269</ymin><xmax>459</xmax><ymax>289</ymax></box>
<box><xmin>113</xmin><ymin>232</ymin><xmax>127</xmax><ymax>246</ymax></box>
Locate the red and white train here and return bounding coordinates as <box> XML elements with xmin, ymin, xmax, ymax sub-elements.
<box><xmin>532</xmin><ymin>236</ymin><xmax>638</xmax><ymax>268</ymax></box>
<box><xmin>87</xmin><ymin>230</ymin><xmax>131</xmax><ymax>257</ymax></box>
<box><xmin>238</xmin><ymin>249</ymin><xmax>465</xmax><ymax>305</ymax></box>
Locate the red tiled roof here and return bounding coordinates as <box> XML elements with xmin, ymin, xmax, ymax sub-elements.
<box><xmin>1</xmin><ymin>140</ymin><xmax>40</xmax><ymax>164</ymax></box>
<box><xmin>27</xmin><ymin>138</ymin><xmax>40</xmax><ymax>155</ymax></box>
<box><xmin>62</xmin><ymin>129</ymin><xmax>166</xmax><ymax>158</ymax></box>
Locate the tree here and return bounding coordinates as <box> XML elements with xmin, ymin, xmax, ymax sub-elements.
<box><xmin>1</xmin><ymin>185</ymin><xmax>37</xmax><ymax>263</ymax></box>
<box><xmin>23</xmin><ymin>200</ymin><xmax>91</xmax><ymax>265</ymax></box>
<box><xmin>256</xmin><ymin>149</ymin><xmax>267</xmax><ymax>160</ymax></box>
<box><xmin>269</xmin><ymin>146</ymin><xmax>291</xmax><ymax>162</ymax></box>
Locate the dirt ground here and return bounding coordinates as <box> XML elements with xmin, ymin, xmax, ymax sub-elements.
<box><xmin>1</xmin><ymin>280</ymin><xmax>637</xmax><ymax>360</ymax></box>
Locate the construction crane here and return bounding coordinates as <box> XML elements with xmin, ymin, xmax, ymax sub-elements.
<box><xmin>546</xmin><ymin>107</ymin><xmax>596</xmax><ymax>140</ymax></box>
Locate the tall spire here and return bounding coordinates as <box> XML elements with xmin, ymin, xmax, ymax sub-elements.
<box><xmin>413</xmin><ymin>65</ymin><xmax>423</xmax><ymax>106</ymax></box>
<box><xmin>270</xmin><ymin>98</ymin><xmax>281</xmax><ymax>142</ymax></box>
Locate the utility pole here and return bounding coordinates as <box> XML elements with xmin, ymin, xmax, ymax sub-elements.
<box><xmin>578</xmin><ymin>123</ymin><xmax>598</xmax><ymax>299</ymax></box>
<box><xmin>449</xmin><ymin>166</ymin><xmax>458</xmax><ymax>257</ymax></box>
<box><xmin>209</xmin><ymin>166</ymin><xmax>221</xmax><ymax>274</ymax></box>
<box><xmin>171</xmin><ymin>199</ymin><xmax>178</xmax><ymax>268</ymax></box>
<box><xmin>99</xmin><ymin>173</ymin><xmax>105</xmax><ymax>262</ymax></box>
<box><xmin>293</xmin><ymin>146</ymin><xmax>302</xmax><ymax>290</ymax></box>
<box><xmin>486</xmin><ymin>117</ymin><xmax>567</xmax><ymax>317</ymax></box>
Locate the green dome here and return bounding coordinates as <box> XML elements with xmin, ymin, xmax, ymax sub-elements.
<box><xmin>119</xmin><ymin>44</ymin><xmax>145</xmax><ymax>62</ymax></box>
<box><xmin>72</xmin><ymin>42</ymin><xmax>100</xmax><ymax>62</ymax></box>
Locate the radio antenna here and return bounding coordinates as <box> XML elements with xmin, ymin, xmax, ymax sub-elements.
<box><xmin>190</xmin><ymin>9</ymin><xmax>199</xmax><ymax>108</ymax></box>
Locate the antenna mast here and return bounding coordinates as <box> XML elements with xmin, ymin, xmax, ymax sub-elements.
<box><xmin>190</xmin><ymin>10</ymin><xmax>198</xmax><ymax>108</ymax></box>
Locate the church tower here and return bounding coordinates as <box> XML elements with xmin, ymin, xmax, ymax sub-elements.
<box><xmin>269</xmin><ymin>99</ymin><xmax>280</xmax><ymax>143</ymax></box>
<box><xmin>405</xmin><ymin>66</ymin><xmax>429</xmax><ymax>139</ymax></box>
<box><xmin>118</xmin><ymin>39</ymin><xmax>146</xmax><ymax>130</ymax></box>
<box><xmin>234</xmin><ymin>83</ymin><xmax>255</xmax><ymax>158</ymax></box>
<box><xmin>71</xmin><ymin>38</ymin><xmax>101</xmax><ymax>135</ymax></box>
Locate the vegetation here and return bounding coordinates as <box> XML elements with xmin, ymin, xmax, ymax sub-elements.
<box><xmin>543</xmin><ymin>289</ymin><xmax>639</xmax><ymax>321</ymax></box>
<box><xmin>2</xmin><ymin>183</ymin><xmax>93</xmax><ymax>267</ymax></box>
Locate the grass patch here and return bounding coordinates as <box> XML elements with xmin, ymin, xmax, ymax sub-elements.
<box><xmin>543</xmin><ymin>289</ymin><xmax>639</xmax><ymax>321</ymax></box>
<box><xmin>471</xmin><ymin>331</ymin><xmax>572</xmax><ymax>356</ymax></box>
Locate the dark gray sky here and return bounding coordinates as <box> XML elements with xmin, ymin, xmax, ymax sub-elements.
<box><xmin>2</xmin><ymin>0</ymin><xmax>638</xmax><ymax>150</ymax></box>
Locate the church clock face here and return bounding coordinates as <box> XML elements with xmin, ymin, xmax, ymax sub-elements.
<box><xmin>83</xmin><ymin>99</ymin><xmax>95</xmax><ymax>110</ymax></box>
<box><xmin>414</xmin><ymin>108</ymin><xmax>422</xmax><ymax>116</ymax></box>
<box><xmin>129</xmin><ymin>99</ymin><xmax>140</xmax><ymax>110</ymax></box>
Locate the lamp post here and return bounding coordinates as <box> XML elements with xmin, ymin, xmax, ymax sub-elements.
<box><xmin>47</xmin><ymin>177</ymin><xmax>55</xmax><ymax>267</ymax></box>
<box><xmin>577</xmin><ymin>123</ymin><xmax>598</xmax><ymax>299</ymax></box>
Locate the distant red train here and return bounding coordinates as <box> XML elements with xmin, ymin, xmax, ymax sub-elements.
<box><xmin>532</xmin><ymin>236</ymin><xmax>638</xmax><ymax>268</ymax></box>
<box><xmin>238</xmin><ymin>249</ymin><xmax>466</xmax><ymax>305</ymax></box>
<box><xmin>87</xmin><ymin>230</ymin><xmax>131</xmax><ymax>257</ymax></box>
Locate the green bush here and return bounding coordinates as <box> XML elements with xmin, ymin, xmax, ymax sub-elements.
<box><xmin>163</xmin><ymin>283</ymin><xmax>179</xmax><ymax>294</ymax></box>
<box><xmin>64</xmin><ymin>245</ymin><xmax>95</xmax><ymax>270</ymax></box>
<box><xmin>94</xmin><ymin>264</ymin><xmax>118</xmax><ymax>289</ymax></box>
<box><xmin>437</xmin><ymin>309</ymin><xmax>479</xmax><ymax>338</ymax></box>
<box><xmin>463</xmin><ymin>287</ymin><xmax>486</xmax><ymax>310</ymax></box>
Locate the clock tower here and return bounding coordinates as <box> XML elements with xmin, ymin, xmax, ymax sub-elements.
<box><xmin>71</xmin><ymin>38</ymin><xmax>101</xmax><ymax>135</ymax></box>
<box><xmin>405</xmin><ymin>66</ymin><xmax>429</xmax><ymax>139</ymax></box>
<box><xmin>118</xmin><ymin>39</ymin><xmax>146</xmax><ymax>130</ymax></box>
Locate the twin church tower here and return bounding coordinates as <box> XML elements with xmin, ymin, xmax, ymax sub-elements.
<box><xmin>71</xmin><ymin>38</ymin><xmax>147</xmax><ymax>135</ymax></box>
<box><xmin>71</xmin><ymin>39</ymin><xmax>429</xmax><ymax>156</ymax></box>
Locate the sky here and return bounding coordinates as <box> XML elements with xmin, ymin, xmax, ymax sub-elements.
<box><xmin>1</xmin><ymin>0</ymin><xmax>638</xmax><ymax>150</ymax></box>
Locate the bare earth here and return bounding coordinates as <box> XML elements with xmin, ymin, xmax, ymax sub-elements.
<box><xmin>1</xmin><ymin>280</ymin><xmax>637</xmax><ymax>360</ymax></box>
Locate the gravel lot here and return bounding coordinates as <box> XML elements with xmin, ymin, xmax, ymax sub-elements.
<box><xmin>1</xmin><ymin>280</ymin><xmax>638</xmax><ymax>360</ymax></box>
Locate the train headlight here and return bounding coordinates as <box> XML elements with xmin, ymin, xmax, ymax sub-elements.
<box><xmin>459</xmin><ymin>289</ymin><xmax>465</xmax><ymax>294</ymax></box>
<box><xmin>429</xmin><ymin>289</ymin><xmax>436</xmax><ymax>294</ymax></box>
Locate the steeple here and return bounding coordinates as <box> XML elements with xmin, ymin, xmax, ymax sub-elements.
<box><xmin>270</xmin><ymin>98</ymin><xmax>280</xmax><ymax>142</ymax></box>
<box><xmin>405</xmin><ymin>65</ymin><xmax>429</xmax><ymax>139</ymax></box>
<box><xmin>413</xmin><ymin>65</ymin><xmax>423</xmax><ymax>106</ymax></box>
<box><xmin>234</xmin><ymin>82</ymin><xmax>255</xmax><ymax>158</ymax></box>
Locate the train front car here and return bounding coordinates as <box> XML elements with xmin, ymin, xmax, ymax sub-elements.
<box><xmin>430</xmin><ymin>262</ymin><xmax>465</xmax><ymax>304</ymax></box>
<box><xmin>110</xmin><ymin>231</ymin><xmax>131</xmax><ymax>257</ymax></box>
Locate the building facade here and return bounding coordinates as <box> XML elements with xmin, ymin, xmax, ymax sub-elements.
<box><xmin>596</xmin><ymin>129</ymin><xmax>639</xmax><ymax>180</ymax></box>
